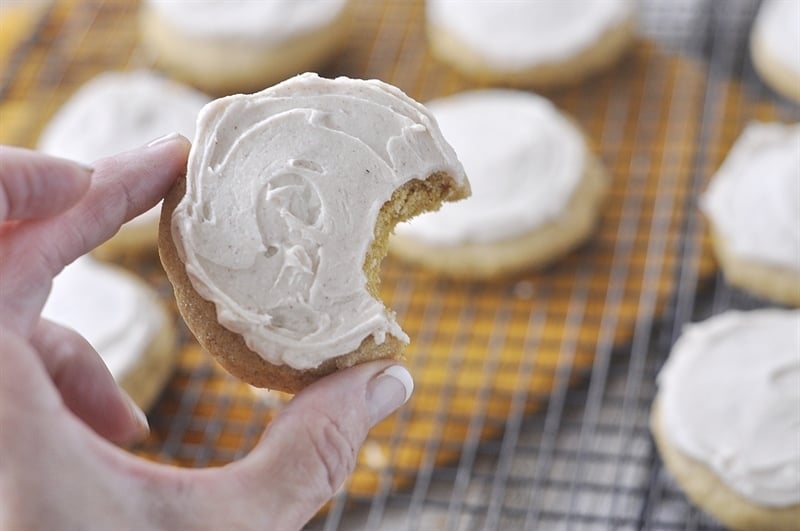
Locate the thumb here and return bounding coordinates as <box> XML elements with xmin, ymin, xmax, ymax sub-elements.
<box><xmin>225</xmin><ymin>361</ymin><xmax>413</xmax><ymax>530</ymax></box>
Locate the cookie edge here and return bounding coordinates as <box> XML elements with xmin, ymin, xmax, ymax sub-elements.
<box><xmin>650</xmin><ymin>399</ymin><xmax>800</xmax><ymax>531</ymax></box>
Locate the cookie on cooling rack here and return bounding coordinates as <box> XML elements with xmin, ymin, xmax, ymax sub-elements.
<box><xmin>159</xmin><ymin>73</ymin><xmax>469</xmax><ymax>393</ymax></box>
<box><xmin>42</xmin><ymin>256</ymin><xmax>177</xmax><ymax>412</ymax></box>
<box><xmin>425</xmin><ymin>0</ymin><xmax>635</xmax><ymax>87</ymax></box>
<box><xmin>650</xmin><ymin>309</ymin><xmax>800</xmax><ymax>531</ymax></box>
<box><xmin>750</xmin><ymin>0</ymin><xmax>800</xmax><ymax>103</ymax></box>
<box><xmin>37</xmin><ymin>70</ymin><xmax>210</xmax><ymax>261</ymax></box>
<box><xmin>390</xmin><ymin>89</ymin><xmax>609</xmax><ymax>278</ymax></box>
<box><xmin>138</xmin><ymin>1</ymin><xmax>353</xmax><ymax>95</ymax></box>
<box><xmin>699</xmin><ymin>121</ymin><xmax>800</xmax><ymax>307</ymax></box>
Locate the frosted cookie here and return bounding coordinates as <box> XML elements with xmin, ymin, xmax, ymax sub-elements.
<box><xmin>41</xmin><ymin>256</ymin><xmax>177</xmax><ymax>412</ymax></box>
<box><xmin>159</xmin><ymin>73</ymin><xmax>469</xmax><ymax>393</ymax></box>
<box><xmin>390</xmin><ymin>89</ymin><xmax>608</xmax><ymax>278</ymax></box>
<box><xmin>751</xmin><ymin>0</ymin><xmax>800</xmax><ymax>103</ymax></box>
<box><xmin>426</xmin><ymin>0</ymin><xmax>635</xmax><ymax>87</ymax></box>
<box><xmin>37</xmin><ymin>71</ymin><xmax>210</xmax><ymax>261</ymax></box>
<box><xmin>699</xmin><ymin>122</ymin><xmax>800</xmax><ymax>306</ymax></box>
<box><xmin>650</xmin><ymin>309</ymin><xmax>800</xmax><ymax>531</ymax></box>
<box><xmin>139</xmin><ymin>1</ymin><xmax>353</xmax><ymax>95</ymax></box>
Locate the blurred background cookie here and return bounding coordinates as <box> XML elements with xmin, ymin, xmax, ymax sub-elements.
<box><xmin>650</xmin><ymin>309</ymin><xmax>800</xmax><ymax>531</ymax></box>
<box><xmin>41</xmin><ymin>256</ymin><xmax>178</xmax><ymax>412</ymax></box>
<box><xmin>700</xmin><ymin>121</ymin><xmax>800</xmax><ymax>306</ymax></box>
<box><xmin>37</xmin><ymin>70</ymin><xmax>209</xmax><ymax>262</ymax></box>
<box><xmin>391</xmin><ymin>89</ymin><xmax>608</xmax><ymax>278</ymax></box>
<box><xmin>139</xmin><ymin>0</ymin><xmax>353</xmax><ymax>95</ymax></box>
<box><xmin>751</xmin><ymin>0</ymin><xmax>800</xmax><ymax>103</ymax></box>
<box><xmin>425</xmin><ymin>0</ymin><xmax>635</xmax><ymax>87</ymax></box>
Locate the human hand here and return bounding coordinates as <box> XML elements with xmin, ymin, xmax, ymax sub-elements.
<box><xmin>0</xmin><ymin>136</ymin><xmax>414</xmax><ymax>531</ymax></box>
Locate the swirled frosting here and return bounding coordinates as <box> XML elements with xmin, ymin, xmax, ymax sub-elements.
<box><xmin>41</xmin><ymin>257</ymin><xmax>166</xmax><ymax>379</ymax></box>
<box><xmin>753</xmin><ymin>0</ymin><xmax>800</xmax><ymax>75</ymax></box>
<box><xmin>658</xmin><ymin>309</ymin><xmax>800</xmax><ymax>506</ymax></box>
<box><xmin>144</xmin><ymin>0</ymin><xmax>349</xmax><ymax>41</ymax></box>
<box><xmin>171</xmin><ymin>73</ymin><xmax>466</xmax><ymax>370</ymax></box>
<box><xmin>700</xmin><ymin>122</ymin><xmax>800</xmax><ymax>271</ymax></box>
<box><xmin>37</xmin><ymin>70</ymin><xmax>209</xmax><ymax>227</ymax></box>
<box><xmin>394</xmin><ymin>89</ymin><xmax>585</xmax><ymax>245</ymax></box>
<box><xmin>426</xmin><ymin>0</ymin><xmax>633</xmax><ymax>69</ymax></box>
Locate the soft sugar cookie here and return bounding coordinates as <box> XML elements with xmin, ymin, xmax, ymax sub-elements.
<box><xmin>700</xmin><ymin>122</ymin><xmax>800</xmax><ymax>306</ymax></box>
<box><xmin>391</xmin><ymin>89</ymin><xmax>608</xmax><ymax>278</ymax></box>
<box><xmin>751</xmin><ymin>0</ymin><xmax>800</xmax><ymax>103</ymax></box>
<box><xmin>42</xmin><ymin>256</ymin><xmax>177</xmax><ymax>412</ymax></box>
<box><xmin>426</xmin><ymin>0</ymin><xmax>635</xmax><ymax>87</ymax></box>
<box><xmin>139</xmin><ymin>0</ymin><xmax>353</xmax><ymax>95</ymax></box>
<box><xmin>651</xmin><ymin>309</ymin><xmax>800</xmax><ymax>531</ymax></box>
<box><xmin>37</xmin><ymin>71</ymin><xmax>210</xmax><ymax>261</ymax></box>
<box><xmin>159</xmin><ymin>73</ymin><xmax>469</xmax><ymax>393</ymax></box>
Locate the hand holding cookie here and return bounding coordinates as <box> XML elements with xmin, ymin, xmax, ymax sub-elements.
<box><xmin>0</xmin><ymin>140</ymin><xmax>413</xmax><ymax>530</ymax></box>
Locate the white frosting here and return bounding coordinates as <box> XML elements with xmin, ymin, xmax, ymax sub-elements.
<box><xmin>700</xmin><ymin>122</ymin><xmax>800</xmax><ymax>271</ymax></box>
<box><xmin>41</xmin><ymin>256</ymin><xmax>166</xmax><ymax>379</ymax></box>
<box><xmin>426</xmin><ymin>0</ymin><xmax>634</xmax><ymax>69</ymax></box>
<box><xmin>395</xmin><ymin>89</ymin><xmax>585</xmax><ymax>245</ymax></box>
<box><xmin>144</xmin><ymin>0</ymin><xmax>349</xmax><ymax>41</ymax></box>
<box><xmin>172</xmin><ymin>73</ymin><xmax>466</xmax><ymax>370</ymax></box>
<box><xmin>754</xmin><ymin>0</ymin><xmax>800</xmax><ymax>75</ymax></box>
<box><xmin>657</xmin><ymin>309</ymin><xmax>800</xmax><ymax>507</ymax></box>
<box><xmin>37</xmin><ymin>70</ymin><xmax>209</xmax><ymax>227</ymax></box>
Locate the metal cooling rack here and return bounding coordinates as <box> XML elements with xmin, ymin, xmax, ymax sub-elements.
<box><xmin>1</xmin><ymin>1</ymin><xmax>798</xmax><ymax>530</ymax></box>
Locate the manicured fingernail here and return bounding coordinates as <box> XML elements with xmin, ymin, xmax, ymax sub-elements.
<box><xmin>146</xmin><ymin>132</ymin><xmax>183</xmax><ymax>148</ymax></box>
<box><xmin>124</xmin><ymin>392</ymin><xmax>150</xmax><ymax>440</ymax></box>
<box><xmin>367</xmin><ymin>365</ymin><xmax>414</xmax><ymax>426</ymax></box>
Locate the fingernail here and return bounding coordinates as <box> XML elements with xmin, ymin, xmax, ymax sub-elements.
<box><xmin>367</xmin><ymin>365</ymin><xmax>414</xmax><ymax>426</ymax></box>
<box><xmin>123</xmin><ymin>392</ymin><xmax>150</xmax><ymax>441</ymax></box>
<box><xmin>146</xmin><ymin>132</ymin><xmax>183</xmax><ymax>148</ymax></box>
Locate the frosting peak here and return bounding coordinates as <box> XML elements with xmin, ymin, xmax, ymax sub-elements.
<box><xmin>172</xmin><ymin>73</ymin><xmax>465</xmax><ymax>370</ymax></box>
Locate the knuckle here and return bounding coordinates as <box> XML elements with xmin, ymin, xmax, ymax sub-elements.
<box><xmin>51</xmin><ymin>327</ymin><xmax>84</xmax><ymax>361</ymax></box>
<box><xmin>301</xmin><ymin>410</ymin><xmax>357</xmax><ymax>500</ymax></box>
<box><xmin>38</xmin><ymin>324</ymin><xmax>88</xmax><ymax>381</ymax></box>
<box><xmin>93</xmin><ymin>157</ymin><xmax>139</xmax><ymax>221</ymax></box>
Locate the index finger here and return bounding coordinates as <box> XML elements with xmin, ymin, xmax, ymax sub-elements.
<box><xmin>0</xmin><ymin>146</ymin><xmax>92</xmax><ymax>222</ymax></box>
<box><xmin>0</xmin><ymin>135</ymin><xmax>190</xmax><ymax>335</ymax></box>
